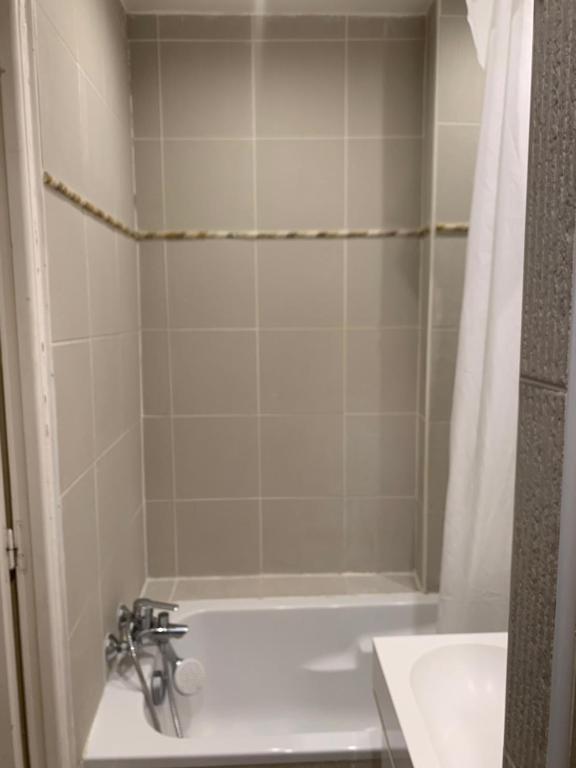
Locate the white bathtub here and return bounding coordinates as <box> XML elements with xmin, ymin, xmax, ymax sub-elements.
<box><xmin>84</xmin><ymin>593</ymin><xmax>437</xmax><ymax>768</ymax></box>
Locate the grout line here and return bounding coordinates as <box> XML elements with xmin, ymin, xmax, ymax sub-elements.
<box><xmin>251</xmin><ymin>33</ymin><xmax>264</xmax><ymax>575</ymax></box>
<box><xmin>414</xmin><ymin>10</ymin><xmax>429</xmax><ymax>588</ymax></box>
<box><xmin>129</xmin><ymin>37</ymin><xmax>427</xmax><ymax>44</ymax></box>
<box><xmin>421</xmin><ymin>1</ymin><xmax>442</xmax><ymax>593</ymax></box>
<box><xmin>132</xmin><ymin>134</ymin><xmax>425</xmax><ymax>142</ymax></box>
<box><xmin>142</xmin><ymin>411</ymin><xmax>420</xmax><ymax>418</ymax></box>
<box><xmin>155</xmin><ymin>17</ymin><xmax>179</xmax><ymax>578</ymax></box>
<box><xmin>80</xmin><ymin>209</ymin><xmax>106</xmax><ymax>642</ymax></box>
<box><xmin>144</xmin><ymin>495</ymin><xmax>418</xmax><ymax>502</ymax></box>
<box><xmin>51</xmin><ymin>329</ymin><xmax>141</xmax><ymax>346</ymax></box>
<box><xmin>129</xmin><ymin>23</ymin><xmax>149</xmax><ymax>586</ymax></box>
<box><xmin>141</xmin><ymin>325</ymin><xmax>422</xmax><ymax>333</ymax></box>
<box><xmin>341</xmin><ymin>15</ymin><xmax>350</xmax><ymax>573</ymax></box>
<box><xmin>437</xmin><ymin>120</ymin><xmax>482</xmax><ymax>128</ymax></box>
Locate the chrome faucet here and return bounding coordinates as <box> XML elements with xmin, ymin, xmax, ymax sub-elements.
<box><xmin>106</xmin><ymin>598</ymin><xmax>188</xmax><ymax>651</ymax></box>
<box><xmin>106</xmin><ymin>598</ymin><xmax>189</xmax><ymax>737</ymax></box>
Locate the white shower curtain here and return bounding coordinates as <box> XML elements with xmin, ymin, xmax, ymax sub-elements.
<box><xmin>437</xmin><ymin>0</ymin><xmax>533</xmax><ymax>632</ymax></box>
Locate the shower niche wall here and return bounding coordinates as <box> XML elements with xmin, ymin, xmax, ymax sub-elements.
<box><xmin>130</xmin><ymin>2</ymin><xmax>484</xmax><ymax>592</ymax></box>
<box><xmin>34</xmin><ymin>0</ymin><xmax>484</xmax><ymax>758</ymax></box>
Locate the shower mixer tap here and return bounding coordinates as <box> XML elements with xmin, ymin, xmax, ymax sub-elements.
<box><xmin>105</xmin><ymin>598</ymin><xmax>190</xmax><ymax>738</ymax></box>
<box><xmin>106</xmin><ymin>598</ymin><xmax>188</xmax><ymax>660</ymax></box>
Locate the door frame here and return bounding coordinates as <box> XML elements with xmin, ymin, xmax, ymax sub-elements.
<box><xmin>0</xmin><ymin>1</ymin><xmax>75</xmax><ymax>767</ymax></box>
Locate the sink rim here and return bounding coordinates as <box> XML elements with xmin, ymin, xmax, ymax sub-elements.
<box><xmin>372</xmin><ymin>632</ymin><xmax>508</xmax><ymax>768</ymax></box>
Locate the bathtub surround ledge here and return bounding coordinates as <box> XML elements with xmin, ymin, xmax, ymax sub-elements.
<box><xmin>143</xmin><ymin>572</ymin><xmax>419</xmax><ymax>601</ymax></box>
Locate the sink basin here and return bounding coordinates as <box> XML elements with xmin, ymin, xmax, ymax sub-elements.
<box><xmin>373</xmin><ymin>633</ymin><xmax>507</xmax><ymax>768</ymax></box>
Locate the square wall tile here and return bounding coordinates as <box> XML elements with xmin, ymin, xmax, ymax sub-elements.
<box><xmin>255</xmin><ymin>42</ymin><xmax>345</xmax><ymax>137</ymax></box>
<box><xmin>261</xmin><ymin>574</ymin><xmax>344</xmax><ymax>597</ymax></box>
<box><xmin>260</xmin><ymin>330</ymin><xmax>343</xmax><ymax>414</ymax></box>
<box><xmin>167</xmin><ymin>242</ymin><xmax>255</xmax><ymax>328</ymax></box>
<box><xmin>428</xmin><ymin>420</ymin><xmax>451</xmax><ymax>512</ymax></box>
<box><xmin>134</xmin><ymin>140</ymin><xmax>164</xmax><ymax>230</ymax></box>
<box><xmin>346</xmin><ymin>415</ymin><xmax>416</xmax><ymax>496</ymax></box>
<box><xmin>254</xmin><ymin>15</ymin><xmax>345</xmax><ymax>39</ymax></box>
<box><xmin>438</xmin><ymin>17</ymin><xmax>484</xmax><ymax>123</ymax></box>
<box><xmin>80</xmin><ymin>77</ymin><xmax>117</xmax><ymax>216</ymax></box>
<box><xmin>418</xmin><ymin>242</ymin><xmax>431</xmax><ymax>418</ymax></box>
<box><xmin>346</xmin><ymin>572</ymin><xmax>416</xmax><ymax>594</ymax></box>
<box><xmin>159</xmin><ymin>15</ymin><xmax>251</xmax><ymax>39</ymax></box>
<box><xmin>127</xmin><ymin>14</ymin><xmax>157</xmax><ymax>40</ymax></box>
<box><xmin>258</xmin><ymin>241</ymin><xmax>343</xmax><ymax>328</ymax></box>
<box><xmin>171</xmin><ymin>331</ymin><xmax>257</xmax><ymax>414</ymax></box>
<box><xmin>38</xmin><ymin>0</ymin><xmax>77</xmax><ymax>54</ymax></box>
<box><xmin>96</xmin><ymin>426</ymin><xmax>143</xmax><ymax>552</ymax></box>
<box><xmin>99</xmin><ymin>511</ymin><xmax>145</xmax><ymax>633</ymax></box>
<box><xmin>92</xmin><ymin>336</ymin><xmax>124</xmax><ymax>455</ymax></box>
<box><xmin>99</xmin><ymin>2</ymin><xmax>132</xmax><ymax>124</ymax></box>
<box><xmin>45</xmin><ymin>194</ymin><xmax>89</xmax><ymax>342</ymax></box>
<box><xmin>261</xmin><ymin>415</ymin><xmax>343</xmax><ymax>497</ymax></box>
<box><xmin>348</xmin><ymin>138</ymin><xmax>421</xmax><ymax>228</ymax></box>
<box><xmin>146</xmin><ymin>502</ymin><xmax>175</xmax><ymax>577</ymax></box>
<box><xmin>257</xmin><ymin>139</ymin><xmax>345</xmax><ymax>229</ymax></box>
<box><xmin>61</xmin><ymin>470</ymin><xmax>99</xmax><ymax>629</ymax></box>
<box><xmin>120</xmin><ymin>333</ymin><xmax>141</xmax><ymax>430</ymax></box>
<box><xmin>142</xmin><ymin>580</ymin><xmax>175</xmax><ymax>600</ymax></box>
<box><xmin>161</xmin><ymin>42</ymin><xmax>252</xmax><ymax>137</ymax></box>
<box><xmin>346</xmin><ymin>329</ymin><xmax>418</xmax><ymax>412</ymax></box>
<box><xmin>262</xmin><ymin>499</ymin><xmax>344</xmax><ymax>573</ymax></box>
<box><xmin>417</xmin><ymin>414</ymin><xmax>425</xmax><ymax>501</ymax></box>
<box><xmin>68</xmin><ymin>596</ymin><xmax>105</xmax><ymax>764</ymax></box>
<box><xmin>429</xmin><ymin>329</ymin><xmax>459</xmax><ymax>421</ymax></box>
<box><xmin>53</xmin><ymin>341</ymin><xmax>94</xmax><ymax>491</ymax></box>
<box><xmin>37</xmin><ymin>10</ymin><xmax>84</xmax><ymax>192</ymax></box>
<box><xmin>348</xmin><ymin>40</ymin><xmax>424</xmax><ymax>137</ymax></box>
<box><xmin>347</xmin><ymin>17</ymin><xmax>425</xmax><ymax>40</ymax></box>
<box><xmin>75</xmin><ymin>0</ymin><xmax>110</xmax><ymax>98</ymax></box>
<box><xmin>432</xmin><ymin>237</ymin><xmax>467</xmax><ymax>328</ymax></box>
<box><xmin>173</xmin><ymin>576</ymin><xmax>262</xmax><ymax>600</ymax></box>
<box><xmin>164</xmin><ymin>140</ymin><xmax>254</xmax><ymax>229</ymax></box>
<box><xmin>173</xmin><ymin>417</ymin><xmax>258</xmax><ymax>498</ymax></box>
<box><xmin>176</xmin><ymin>500</ymin><xmax>259</xmax><ymax>575</ymax></box>
<box><xmin>140</xmin><ymin>242</ymin><xmax>167</xmax><ymax>329</ymax></box>
<box><xmin>345</xmin><ymin>497</ymin><xmax>415</xmax><ymax>572</ymax></box>
<box><xmin>142</xmin><ymin>331</ymin><xmax>170</xmax><ymax>415</ymax></box>
<box><xmin>347</xmin><ymin>240</ymin><xmax>420</xmax><ymax>327</ymax></box>
<box><xmin>436</xmin><ymin>125</ymin><xmax>480</xmax><ymax>222</ymax></box>
<box><xmin>143</xmin><ymin>417</ymin><xmax>173</xmax><ymax>499</ymax></box>
<box><xmin>441</xmin><ymin>0</ymin><xmax>467</xmax><ymax>16</ymax></box>
<box><xmin>130</xmin><ymin>42</ymin><xmax>160</xmax><ymax>138</ymax></box>
<box><xmin>426</xmin><ymin>508</ymin><xmax>446</xmax><ymax>591</ymax></box>
<box><xmin>116</xmin><ymin>236</ymin><xmax>139</xmax><ymax>333</ymax></box>
<box><xmin>86</xmin><ymin>218</ymin><xmax>120</xmax><ymax>337</ymax></box>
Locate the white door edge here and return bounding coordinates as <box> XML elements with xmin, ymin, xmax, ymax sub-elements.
<box><xmin>0</xmin><ymin>1</ymin><xmax>76</xmax><ymax>767</ymax></box>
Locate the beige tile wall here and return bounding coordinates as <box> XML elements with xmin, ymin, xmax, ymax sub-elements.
<box><xmin>130</xmin><ymin>14</ymin><xmax>426</xmax><ymax>578</ymax></box>
<box><xmin>417</xmin><ymin>0</ymin><xmax>485</xmax><ymax>591</ymax></box>
<box><xmin>34</xmin><ymin>0</ymin><xmax>145</xmax><ymax>760</ymax></box>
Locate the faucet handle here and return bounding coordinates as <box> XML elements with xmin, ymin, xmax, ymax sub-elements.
<box><xmin>133</xmin><ymin>597</ymin><xmax>179</xmax><ymax>616</ymax></box>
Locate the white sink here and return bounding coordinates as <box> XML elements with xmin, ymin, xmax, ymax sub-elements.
<box><xmin>373</xmin><ymin>633</ymin><xmax>507</xmax><ymax>768</ymax></box>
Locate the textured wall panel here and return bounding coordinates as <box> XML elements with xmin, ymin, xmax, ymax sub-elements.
<box><xmin>520</xmin><ymin>0</ymin><xmax>576</xmax><ymax>387</ymax></box>
<box><xmin>505</xmin><ymin>382</ymin><xmax>565</xmax><ymax>768</ymax></box>
<box><xmin>507</xmin><ymin>1</ymin><xmax>576</xmax><ymax>765</ymax></box>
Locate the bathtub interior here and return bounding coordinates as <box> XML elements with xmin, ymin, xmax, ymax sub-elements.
<box><xmin>154</xmin><ymin>599</ymin><xmax>437</xmax><ymax>740</ymax></box>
